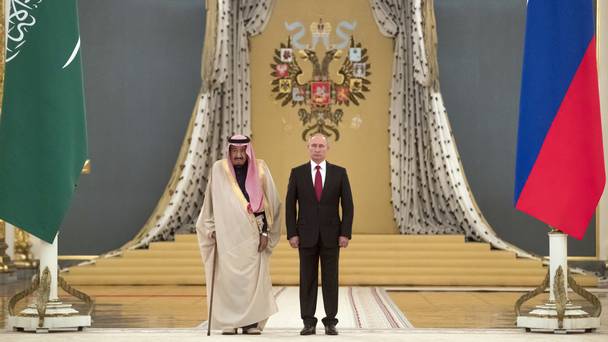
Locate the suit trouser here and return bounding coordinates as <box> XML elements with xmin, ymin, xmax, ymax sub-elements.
<box><xmin>298</xmin><ymin>243</ymin><xmax>339</xmax><ymax>326</ymax></box>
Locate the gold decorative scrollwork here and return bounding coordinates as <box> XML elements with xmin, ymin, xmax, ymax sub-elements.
<box><xmin>36</xmin><ymin>267</ymin><xmax>51</xmax><ymax>327</ymax></box>
<box><xmin>514</xmin><ymin>267</ymin><xmax>549</xmax><ymax>317</ymax></box>
<box><xmin>568</xmin><ymin>270</ymin><xmax>602</xmax><ymax>317</ymax></box>
<box><xmin>8</xmin><ymin>272</ymin><xmax>40</xmax><ymax>316</ymax></box>
<box><xmin>58</xmin><ymin>275</ymin><xmax>94</xmax><ymax>315</ymax></box>
<box><xmin>8</xmin><ymin>267</ymin><xmax>95</xmax><ymax>327</ymax></box>
<box><xmin>515</xmin><ymin>265</ymin><xmax>602</xmax><ymax>328</ymax></box>
<box><xmin>553</xmin><ymin>266</ymin><xmax>567</xmax><ymax>329</ymax></box>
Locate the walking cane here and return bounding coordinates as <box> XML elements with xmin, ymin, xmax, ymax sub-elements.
<box><xmin>207</xmin><ymin>241</ymin><xmax>218</xmax><ymax>336</ymax></box>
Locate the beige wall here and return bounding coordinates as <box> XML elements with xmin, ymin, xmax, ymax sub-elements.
<box><xmin>250</xmin><ymin>0</ymin><xmax>397</xmax><ymax>234</ymax></box>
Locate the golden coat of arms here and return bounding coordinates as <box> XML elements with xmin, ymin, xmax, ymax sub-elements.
<box><xmin>270</xmin><ymin>19</ymin><xmax>371</xmax><ymax>141</ymax></box>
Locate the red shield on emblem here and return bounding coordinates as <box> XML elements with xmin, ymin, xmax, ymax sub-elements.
<box><xmin>275</xmin><ymin>64</ymin><xmax>289</xmax><ymax>78</ymax></box>
<box><xmin>311</xmin><ymin>82</ymin><xmax>331</xmax><ymax>106</ymax></box>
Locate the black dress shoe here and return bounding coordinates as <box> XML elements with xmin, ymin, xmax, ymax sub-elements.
<box><xmin>325</xmin><ymin>324</ymin><xmax>338</xmax><ymax>335</ymax></box>
<box><xmin>300</xmin><ymin>325</ymin><xmax>316</xmax><ymax>335</ymax></box>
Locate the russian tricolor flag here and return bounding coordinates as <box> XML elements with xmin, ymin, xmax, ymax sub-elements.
<box><xmin>514</xmin><ymin>0</ymin><xmax>605</xmax><ymax>240</ymax></box>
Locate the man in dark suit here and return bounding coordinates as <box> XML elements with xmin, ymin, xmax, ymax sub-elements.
<box><xmin>285</xmin><ymin>133</ymin><xmax>354</xmax><ymax>336</ymax></box>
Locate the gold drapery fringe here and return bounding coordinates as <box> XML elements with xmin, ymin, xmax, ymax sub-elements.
<box><xmin>201</xmin><ymin>0</ymin><xmax>218</xmax><ymax>93</ymax></box>
<box><xmin>422</xmin><ymin>0</ymin><xmax>439</xmax><ymax>90</ymax></box>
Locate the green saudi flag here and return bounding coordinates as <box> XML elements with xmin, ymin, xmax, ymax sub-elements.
<box><xmin>0</xmin><ymin>0</ymin><xmax>87</xmax><ymax>243</ymax></box>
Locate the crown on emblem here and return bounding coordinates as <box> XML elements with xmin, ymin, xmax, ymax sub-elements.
<box><xmin>310</xmin><ymin>18</ymin><xmax>331</xmax><ymax>35</ymax></box>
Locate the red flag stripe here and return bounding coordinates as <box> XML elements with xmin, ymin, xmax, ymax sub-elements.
<box><xmin>515</xmin><ymin>39</ymin><xmax>605</xmax><ymax>239</ymax></box>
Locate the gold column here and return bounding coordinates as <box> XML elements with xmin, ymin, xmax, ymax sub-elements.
<box><xmin>13</xmin><ymin>228</ymin><xmax>38</xmax><ymax>269</ymax></box>
<box><xmin>0</xmin><ymin>219</ymin><xmax>16</xmax><ymax>273</ymax></box>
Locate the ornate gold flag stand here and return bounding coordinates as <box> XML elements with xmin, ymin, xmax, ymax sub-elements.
<box><xmin>7</xmin><ymin>161</ymin><xmax>93</xmax><ymax>332</ymax></box>
<box><xmin>515</xmin><ymin>229</ymin><xmax>602</xmax><ymax>332</ymax></box>
<box><xmin>7</xmin><ymin>234</ymin><xmax>93</xmax><ymax>332</ymax></box>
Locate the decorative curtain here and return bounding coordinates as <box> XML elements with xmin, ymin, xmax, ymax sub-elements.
<box><xmin>95</xmin><ymin>0</ymin><xmax>538</xmax><ymax>262</ymax></box>
<box><xmin>118</xmin><ymin>0</ymin><xmax>275</xmax><ymax>251</ymax></box>
<box><xmin>370</xmin><ymin>0</ymin><xmax>535</xmax><ymax>258</ymax></box>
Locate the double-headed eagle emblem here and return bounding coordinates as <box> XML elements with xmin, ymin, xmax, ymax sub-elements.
<box><xmin>270</xmin><ymin>21</ymin><xmax>371</xmax><ymax>141</ymax></box>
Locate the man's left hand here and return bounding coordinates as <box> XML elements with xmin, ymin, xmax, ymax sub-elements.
<box><xmin>339</xmin><ymin>236</ymin><xmax>349</xmax><ymax>248</ymax></box>
<box><xmin>258</xmin><ymin>234</ymin><xmax>269</xmax><ymax>252</ymax></box>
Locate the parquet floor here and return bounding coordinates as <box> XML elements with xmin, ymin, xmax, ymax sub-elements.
<box><xmin>1</xmin><ymin>281</ymin><xmax>607</xmax><ymax>330</ymax></box>
<box><xmin>387</xmin><ymin>290</ymin><xmax>608</xmax><ymax>329</ymax></box>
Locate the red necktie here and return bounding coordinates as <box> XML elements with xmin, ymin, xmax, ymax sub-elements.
<box><xmin>314</xmin><ymin>165</ymin><xmax>322</xmax><ymax>201</ymax></box>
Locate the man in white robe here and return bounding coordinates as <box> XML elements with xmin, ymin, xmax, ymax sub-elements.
<box><xmin>196</xmin><ymin>135</ymin><xmax>281</xmax><ymax>335</ymax></box>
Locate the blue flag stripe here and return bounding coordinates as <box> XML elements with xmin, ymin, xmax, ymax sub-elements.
<box><xmin>514</xmin><ymin>0</ymin><xmax>595</xmax><ymax>203</ymax></box>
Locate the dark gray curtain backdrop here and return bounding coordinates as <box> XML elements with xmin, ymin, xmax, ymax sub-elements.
<box><xmin>59</xmin><ymin>0</ymin><xmax>204</xmax><ymax>254</ymax></box>
<box><xmin>436</xmin><ymin>0</ymin><xmax>595</xmax><ymax>256</ymax></box>
<box><xmin>59</xmin><ymin>0</ymin><xmax>595</xmax><ymax>257</ymax></box>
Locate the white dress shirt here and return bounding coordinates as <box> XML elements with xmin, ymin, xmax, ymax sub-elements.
<box><xmin>310</xmin><ymin>160</ymin><xmax>327</xmax><ymax>187</ymax></box>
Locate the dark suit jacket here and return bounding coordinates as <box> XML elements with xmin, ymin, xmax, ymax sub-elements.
<box><xmin>285</xmin><ymin>161</ymin><xmax>354</xmax><ymax>248</ymax></box>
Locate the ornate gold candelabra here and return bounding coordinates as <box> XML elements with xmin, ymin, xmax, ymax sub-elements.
<box><xmin>0</xmin><ymin>219</ymin><xmax>16</xmax><ymax>273</ymax></box>
<box><xmin>13</xmin><ymin>228</ymin><xmax>38</xmax><ymax>269</ymax></box>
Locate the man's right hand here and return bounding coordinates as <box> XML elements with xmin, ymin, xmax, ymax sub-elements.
<box><xmin>288</xmin><ymin>236</ymin><xmax>299</xmax><ymax>248</ymax></box>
